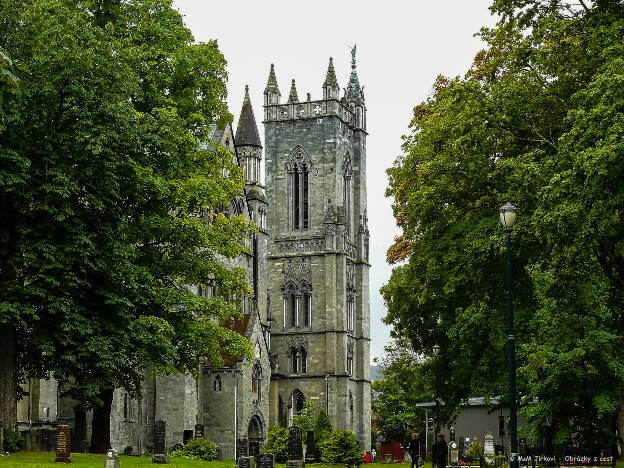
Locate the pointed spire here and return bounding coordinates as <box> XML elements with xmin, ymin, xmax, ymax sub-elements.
<box><xmin>324</xmin><ymin>57</ymin><xmax>338</xmax><ymax>86</ymax></box>
<box><xmin>288</xmin><ymin>79</ymin><xmax>299</xmax><ymax>103</ymax></box>
<box><xmin>236</xmin><ymin>85</ymin><xmax>262</xmax><ymax>147</ymax></box>
<box><xmin>347</xmin><ymin>45</ymin><xmax>362</xmax><ymax>101</ymax></box>
<box><xmin>264</xmin><ymin>63</ymin><xmax>280</xmax><ymax>95</ymax></box>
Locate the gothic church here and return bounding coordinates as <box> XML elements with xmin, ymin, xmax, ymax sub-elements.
<box><xmin>17</xmin><ymin>51</ymin><xmax>371</xmax><ymax>457</ymax></box>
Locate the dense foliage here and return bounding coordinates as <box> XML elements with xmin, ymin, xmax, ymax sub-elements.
<box><xmin>3</xmin><ymin>428</ymin><xmax>23</xmax><ymax>453</ymax></box>
<box><xmin>263</xmin><ymin>425</ymin><xmax>289</xmax><ymax>463</ymax></box>
<box><xmin>318</xmin><ymin>429</ymin><xmax>364</xmax><ymax>467</ymax></box>
<box><xmin>371</xmin><ymin>340</ymin><xmax>431</xmax><ymax>444</ymax></box>
<box><xmin>383</xmin><ymin>0</ymin><xmax>624</xmax><ymax>449</ymax></box>
<box><xmin>0</xmin><ymin>0</ymin><xmax>252</xmax><ymax>449</ymax></box>
<box><xmin>170</xmin><ymin>438</ymin><xmax>216</xmax><ymax>461</ymax></box>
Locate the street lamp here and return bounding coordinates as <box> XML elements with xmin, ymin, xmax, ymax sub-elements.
<box><xmin>433</xmin><ymin>344</ymin><xmax>440</xmax><ymax>434</ymax></box>
<box><xmin>499</xmin><ymin>202</ymin><xmax>518</xmax><ymax>468</ymax></box>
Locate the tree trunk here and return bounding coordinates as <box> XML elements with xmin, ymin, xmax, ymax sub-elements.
<box><xmin>617</xmin><ymin>393</ymin><xmax>624</xmax><ymax>458</ymax></box>
<box><xmin>0</xmin><ymin>324</ymin><xmax>17</xmax><ymax>430</ymax></box>
<box><xmin>89</xmin><ymin>388</ymin><xmax>114</xmax><ymax>453</ymax></box>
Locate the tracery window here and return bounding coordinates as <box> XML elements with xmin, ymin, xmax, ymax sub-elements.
<box><xmin>281</xmin><ymin>259</ymin><xmax>313</xmax><ymax>330</ymax></box>
<box><xmin>252</xmin><ymin>363</ymin><xmax>262</xmax><ymax>402</ymax></box>
<box><xmin>287</xmin><ymin>146</ymin><xmax>311</xmax><ymax>231</ymax></box>
<box><xmin>343</xmin><ymin>153</ymin><xmax>352</xmax><ymax>237</ymax></box>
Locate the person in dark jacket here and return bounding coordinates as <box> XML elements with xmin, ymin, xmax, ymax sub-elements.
<box><xmin>436</xmin><ymin>433</ymin><xmax>448</xmax><ymax>468</ymax></box>
<box><xmin>409</xmin><ymin>433</ymin><xmax>421</xmax><ymax>468</ymax></box>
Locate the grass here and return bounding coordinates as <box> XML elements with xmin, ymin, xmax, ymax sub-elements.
<box><xmin>1</xmin><ymin>455</ymin><xmax>622</xmax><ymax>468</ymax></box>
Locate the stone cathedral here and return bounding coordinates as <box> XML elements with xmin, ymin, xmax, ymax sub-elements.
<box><xmin>16</xmin><ymin>51</ymin><xmax>371</xmax><ymax>458</ymax></box>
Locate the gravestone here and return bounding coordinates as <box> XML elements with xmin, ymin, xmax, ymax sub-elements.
<box><xmin>237</xmin><ymin>437</ymin><xmax>249</xmax><ymax>460</ymax></box>
<box><xmin>152</xmin><ymin>419</ymin><xmax>168</xmax><ymax>464</ymax></box>
<box><xmin>305</xmin><ymin>431</ymin><xmax>316</xmax><ymax>463</ymax></box>
<box><xmin>214</xmin><ymin>446</ymin><xmax>223</xmax><ymax>461</ymax></box>
<box><xmin>169</xmin><ymin>442</ymin><xmax>184</xmax><ymax>454</ymax></box>
<box><xmin>55</xmin><ymin>425</ymin><xmax>71</xmax><ymax>463</ymax></box>
<box><xmin>484</xmin><ymin>432</ymin><xmax>495</xmax><ymax>465</ymax></box>
<box><xmin>287</xmin><ymin>425</ymin><xmax>304</xmax><ymax>468</ymax></box>
<box><xmin>449</xmin><ymin>441</ymin><xmax>459</xmax><ymax>466</ymax></box>
<box><xmin>194</xmin><ymin>424</ymin><xmax>204</xmax><ymax>439</ymax></box>
<box><xmin>105</xmin><ymin>449</ymin><xmax>120</xmax><ymax>468</ymax></box>
<box><xmin>238</xmin><ymin>455</ymin><xmax>255</xmax><ymax>468</ymax></box>
<box><xmin>288</xmin><ymin>426</ymin><xmax>303</xmax><ymax>460</ymax></box>
<box><xmin>249</xmin><ymin>441</ymin><xmax>261</xmax><ymax>457</ymax></box>
<box><xmin>257</xmin><ymin>452</ymin><xmax>275</xmax><ymax>468</ymax></box>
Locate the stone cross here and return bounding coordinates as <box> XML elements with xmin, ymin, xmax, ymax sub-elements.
<box><xmin>55</xmin><ymin>425</ymin><xmax>72</xmax><ymax>463</ymax></box>
<box><xmin>152</xmin><ymin>419</ymin><xmax>168</xmax><ymax>464</ymax></box>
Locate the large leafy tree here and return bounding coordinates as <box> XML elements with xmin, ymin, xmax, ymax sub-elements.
<box><xmin>383</xmin><ymin>0</ymin><xmax>624</xmax><ymax>449</ymax></box>
<box><xmin>0</xmin><ymin>0</ymin><xmax>252</xmax><ymax>451</ymax></box>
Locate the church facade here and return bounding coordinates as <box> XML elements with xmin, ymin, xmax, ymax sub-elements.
<box><xmin>16</xmin><ymin>51</ymin><xmax>371</xmax><ymax>457</ymax></box>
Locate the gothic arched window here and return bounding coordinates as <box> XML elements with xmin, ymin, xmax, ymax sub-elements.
<box><xmin>252</xmin><ymin>363</ymin><xmax>262</xmax><ymax>402</ymax></box>
<box><xmin>347</xmin><ymin>342</ymin><xmax>354</xmax><ymax>376</ymax></box>
<box><xmin>343</xmin><ymin>153</ymin><xmax>352</xmax><ymax>237</ymax></box>
<box><xmin>291</xmin><ymin>348</ymin><xmax>299</xmax><ymax>373</ymax></box>
<box><xmin>349</xmin><ymin>391</ymin><xmax>354</xmax><ymax>427</ymax></box>
<box><xmin>303</xmin><ymin>292</ymin><xmax>312</xmax><ymax>328</ymax></box>
<box><xmin>287</xmin><ymin>146</ymin><xmax>311</xmax><ymax>231</ymax></box>
<box><xmin>290</xmin><ymin>293</ymin><xmax>298</xmax><ymax>327</ymax></box>
<box><xmin>301</xmin><ymin>348</ymin><xmax>307</xmax><ymax>373</ymax></box>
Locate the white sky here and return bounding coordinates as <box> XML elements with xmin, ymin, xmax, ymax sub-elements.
<box><xmin>172</xmin><ymin>0</ymin><xmax>497</xmax><ymax>364</ymax></box>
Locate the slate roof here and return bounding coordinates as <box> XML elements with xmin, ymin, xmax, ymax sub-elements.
<box><xmin>235</xmin><ymin>86</ymin><xmax>262</xmax><ymax>148</ymax></box>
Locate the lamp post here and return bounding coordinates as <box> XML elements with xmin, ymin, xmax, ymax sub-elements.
<box><xmin>500</xmin><ymin>202</ymin><xmax>518</xmax><ymax>468</ymax></box>
<box><xmin>433</xmin><ymin>344</ymin><xmax>440</xmax><ymax>434</ymax></box>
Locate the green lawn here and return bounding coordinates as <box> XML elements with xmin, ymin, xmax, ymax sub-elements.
<box><xmin>0</xmin><ymin>454</ymin><xmax>621</xmax><ymax>468</ymax></box>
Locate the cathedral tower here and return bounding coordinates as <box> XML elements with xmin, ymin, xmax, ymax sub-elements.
<box><xmin>263</xmin><ymin>49</ymin><xmax>371</xmax><ymax>447</ymax></box>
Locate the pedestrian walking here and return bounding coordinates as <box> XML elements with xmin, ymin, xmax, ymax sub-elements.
<box><xmin>436</xmin><ymin>433</ymin><xmax>448</xmax><ymax>468</ymax></box>
<box><xmin>409</xmin><ymin>433</ymin><xmax>421</xmax><ymax>468</ymax></box>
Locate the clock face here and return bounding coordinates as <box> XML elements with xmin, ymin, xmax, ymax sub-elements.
<box><xmin>314</xmin><ymin>105</ymin><xmax>321</xmax><ymax>115</ymax></box>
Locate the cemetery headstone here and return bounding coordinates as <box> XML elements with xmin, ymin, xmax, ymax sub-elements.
<box><xmin>237</xmin><ymin>437</ymin><xmax>249</xmax><ymax>460</ymax></box>
<box><xmin>238</xmin><ymin>455</ymin><xmax>255</xmax><ymax>468</ymax></box>
<box><xmin>484</xmin><ymin>432</ymin><xmax>495</xmax><ymax>465</ymax></box>
<box><xmin>214</xmin><ymin>446</ymin><xmax>223</xmax><ymax>461</ymax></box>
<box><xmin>169</xmin><ymin>442</ymin><xmax>184</xmax><ymax>454</ymax></box>
<box><xmin>194</xmin><ymin>424</ymin><xmax>204</xmax><ymax>439</ymax></box>
<box><xmin>249</xmin><ymin>441</ymin><xmax>261</xmax><ymax>457</ymax></box>
<box><xmin>257</xmin><ymin>452</ymin><xmax>275</xmax><ymax>468</ymax></box>
<box><xmin>152</xmin><ymin>419</ymin><xmax>168</xmax><ymax>464</ymax></box>
<box><xmin>287</xmin><ymin>426</ymin><xmax>304</xmax><ymax>468</ymax></box>
<box><xmin>305</xmin><ymin>431</ymin><xmax>316</xmax><ymax>463</ymax></box>
<box><xmin>449</xmin><ymin>441</ymin><xmax>459</xmax><ymax>466</ymax></box>
<box><xmin>55</xmin><ymin>425</ymin><xmax>71</xmax><ymax>463</ymax></box>
<box><xmin>105</xmin><ymin>449</ymin><xmax>120</xmax><ymax>468</ymax></box>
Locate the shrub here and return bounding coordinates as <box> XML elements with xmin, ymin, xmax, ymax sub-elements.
<box><xmin>170</xmin><ymin>437</ymin><xmax>215</xmax><ymax>461</ymax></box>
<box><xmin>319</xmin><ymin>429</ymin><xmax>363</xmax><ymax>467</ymax></box>
<box><xmin>466</xmin><ymin>438</ymin><xmax>484</xmax><ymax>458</ymax></box>
<box><xmin>263</xmin><ymin>425</ymin><xmax>289</xmax><ymax>463</ymax></box>
<box><xmin>3</xmin><ymin>429</ymin><xmax>23</xmax><ymax>453</ymax></box>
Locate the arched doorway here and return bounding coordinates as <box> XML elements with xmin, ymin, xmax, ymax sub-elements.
<box><xmin>248</xmin><ymin>415</ymin><xmax>263</xmax><ymax>456</ymax></box>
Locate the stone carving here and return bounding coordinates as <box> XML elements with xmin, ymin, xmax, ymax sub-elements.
<box><xmin>346</xmin><ymin>262</ymin><xmax>356</xmax><ymax>293</ymax></box>
<box><xmin>288</xmin><ymin>425</ymin><xmax>303</xmax><ymax>461</ymax></box>
<box><xmin>342</xmin><ymin>152</ymin><xmax>352</xmax><ymax>176</ymax></box>
<box><xmin>286</xmin><ymin>145</ymin><xmax>311</xmax><ymax>171</ymax></box>
<box><xmin>347</xmin><ymin>336</ymin><xmax>354</xmax><ymax>353</ymax></box>
<box><xmin>287</xmin><ymin>335</ymin><xmax>309</xmax><ymax>352</ymax></box>
<box><xmin>277</xmin><ymin>238</ymin><xmax>325</xmax><ymax>254</ymax></box>
<box><xmin>282</xmin><ymin>258</ymin><xmax>311</xmax><ymax>289</ymax></box>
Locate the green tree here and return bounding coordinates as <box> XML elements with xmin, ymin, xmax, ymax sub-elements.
<box><xmin>372</xmin><ymin>340</ymin><xmax>431</xmax><ymax>444</ymax></box>
<box><xmin>319</xmin><ymin>429</ymin><xmax>364</xmax><ymax>467</ymax></box>
<box><xmin>264</xmin><ymin>425</ymin><xmax>289</xmax><ymax>463</ymax></box>
<box><xmin>293</xmin><ymin>400</ymin><xmax>322</xmax><ymax>436</ymax></box>
<box><xmin>383</xmin><ymin>0</ymin><xmax>624</xmax><ymax>449</ymax></box>
<box><xmin>0</xmin><ymin>0</ymin><xmax>252</xmax><ymax>450</ymax></box>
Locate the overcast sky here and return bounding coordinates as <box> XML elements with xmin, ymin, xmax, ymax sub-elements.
<box><xmin>172</xmin><ymin>0</ymin><xmax>497</xmax><ymax>364</ymax></box>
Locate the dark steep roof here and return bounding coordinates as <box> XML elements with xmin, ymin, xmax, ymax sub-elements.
<box><xmin>235</xmin><ymin>85</ymin><xmax>262</xmax><ymax>148</ymax></box>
